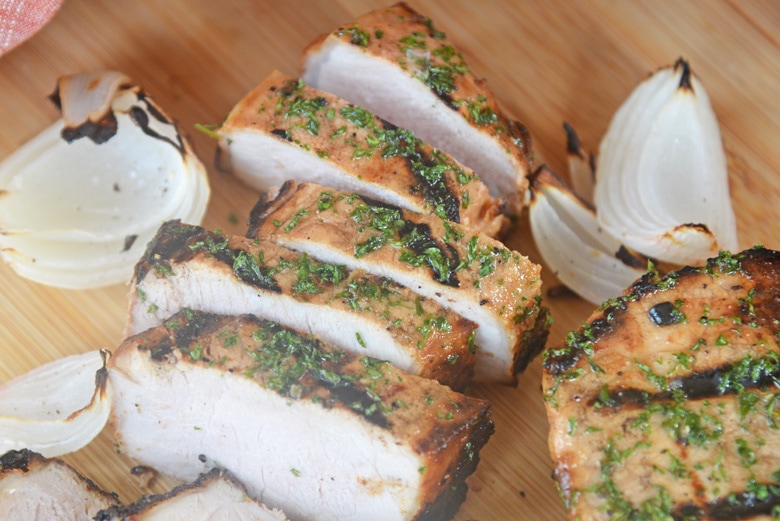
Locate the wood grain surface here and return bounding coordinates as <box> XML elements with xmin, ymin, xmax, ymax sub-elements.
<box><xmin>1</xmin><ymin>1</ymin><xmax>779</xmax><ymax>519</ymax></box>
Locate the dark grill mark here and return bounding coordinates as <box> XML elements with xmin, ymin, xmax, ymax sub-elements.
<box><xmin>122</xmin><ymin>234</ymin><xmax>138</xmax><ymax>252</ymax></box>
<box><xmin>674</xmin><ymin>362</ymin><xmax>780</xmax><ymax>401</ymax></box>
<box><xmin>48</xmin><ymin>86</ymin><xmax>62</xmax><ymax>110</ymax></box>
<box><xmin>0</xmin><ymin>448</ymin><xmax>35</xmax><ymax>472</ymax></box>
<box><xmin>406</xmin><ymin>149</ymin><xmax>461</xmax><ymax>223</ymax></box>
<box><xmin>429</xmin><ymin>80</ymin><xmax>456</xmax><ymax>109</ymax></box>
<box><xmin>398</xmin><ymin>220</ymin><xmax>460</xmax><ymax>287</ymax></box>
<box><xmin>271</xmin><ymin>128</ymin><xmax>292</xmax><ymax>141</ymax></box>
<box><xmin>328</xmin><ymin>383</ymin><xmax>389</xmax><ymax>429</ymax></box>
<box><xmin>246</xmin><ymin>180</ymin><xmax>298</xmax><ymax>238</ymax></box>
<box><xmin>707</xmin><ymin>487</ymin><xmax>780</xmax><ymax>520</ymax></box>
<box><xmin>674</xmin><ymin>485</ymin><xmax>780</xmax><ymax>520</ymax></box>
<box><xmin>590</xmin><ymin>359</ymin><xmax>780</xmax><ymax>410</ymax></box>
<box><xmin>61</xmin><ymin>111</ymin><xmax>119</xmax><ymax>144</ymax></box>
<box><xmin>373</xmin><ymin>117</ymin><xmax>462</xmax><ymax>222</ymax></box>
<box><xmin>129</xmin><ymin>105</ymin><xmax>185</xmax><ymax>155</ymax></box>
<box><xmin>563</xmin><ymin>121</ymin><xmax>583</xmax><ymax>157</ymax></box>
<box><xmin>399</xmin><ymin>220</ymin><xmax>438</xmax><ymax>252</ymax></box>
<box><xmin>139</xmin><ymin>221</ymin><xmax>282</xmax><ymax>294</ymax></box>
<box><xmin>676</xmin><ymin>58</ymin><xmax>693</xmax><ymax>92</ymax></box>
<box><xmin>134</xmin><ymin>220</ymin><xmax>202</xmax><ymax>283</ymax></box>
<box><xmin>148</xmin><ymin>337</ymin><xmax>173</xmax><ymax>361</ymax></box>
<box><xmin>601</xmin><ymin>299</ymin><xmax>629</xmax><ymax>321</ymax></box>
<box><xmin>648</xmin><ymin>301</ymin><xmax>682</xmax><ymax>326</ymax></box>
<box><xmin>278</xmin><ymin>78</ymin><xmax>299</xmax><ymax>98</ymax></box>
<box><xmin>231</xmin><ymin>249</ymin><xmax>282</xmax><ymax>293</ymax></box>
<box><xmin>507</xmin><ymin>118</ymin><xmax>532</xmax><ymax>154</ymax></box>
<box><xmin>137</xmin><ymin>92</ymin><xmax>171</xmax><ymax>125</ymax></box>
<box><xmin>95</xmin><ymin>468</ymin><xmax>226</xmax><ymax>520</ymax></box>
<box><xmin>616</xmin><ymin>245</ymin><xmax>649</xmax><ymax>270</ymax></box>
<box><xmin>544</xmin><ymin>318</ymin><xmax>614</xmax><ymax>376</ymax></box>
<box><xmin>170</xmin><ymin>310</ymin><xmax>222</xmax><ymax>356</ymax></box>
<box><xmin>377</xmin><ymin>116</ymin><xmax>398</xmax><ymax>131</ymax></box>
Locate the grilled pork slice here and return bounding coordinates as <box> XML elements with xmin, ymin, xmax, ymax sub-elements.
<box><xmin>95</xmin><ymin>468</ymin><xmax>288</xmax><ymax>521</ymax></box>
<box><xmin>543</xmin><ymin>247</ymin><xmax>780</xmax><ymax>520</ymax></box>
<box><xmin>0</xmin><ymin>449</ymin><xmax>118</xmax><ymax>520</ymax></box>
<box><xmin>248</xmin><ymin>181</ymin><xmax>550</xmax><ymax>383</ymax></box>
<box><xmin>217</xmin><ymin>70</ymin><xmax>505</xmax><ymax>237</ymax></box>
<box><xmin>302</xmin><ymin>2</ymin><xmax>533</xmax><ymax>211</ymax></box>
<box><xmin>126</xmin><ymin>220</ymin><xmax>476</xmax><ymax>390</ymax></box>
<box><xmin>110</xmin><ymin>310</ymin><xmax>494</xmax><ymax>521</ymax></box>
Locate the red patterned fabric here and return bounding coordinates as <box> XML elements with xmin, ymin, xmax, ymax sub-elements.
<box><xmin>0</xmin><ymin>0</ymin><xmax>62</xmax><ymax>56</ymax></box>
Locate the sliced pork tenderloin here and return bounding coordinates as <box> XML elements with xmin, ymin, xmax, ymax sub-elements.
<box><xmin>217</xmin><ymin>70</ymin><xmax>505</xmax><ymax>237</ymax></box>
<box><xmin>126</xmin><ymin>220</ymin><xmax>476</xmax><ymax>390</ymax></box>
<box><xmin>247</xmin><ymin>181</ymin><xmax>550</xmax><ymax>384</ymax></box>
<box><xmin>0</xmin><ymin>449</ymin><xmax>118</xmax><ymax>520</ymax></box>
<box><xmin>543</xmin><ymin>247</ymin><xmax>780</xmax><ymax>519</ymax></box>
<box><xmin>95</xmin><ymin>468</ymin><xmax>288</xmax><ymax>521</ymax></box>
<box><xmin>302</xmin><ymin>2</ymin><xmax>533</xmax><ymax>211</ymax></box>
<box><xmin>110</xmin><ymin>310</ymin><xmax>494</xmax><ymax>521</ymax></box>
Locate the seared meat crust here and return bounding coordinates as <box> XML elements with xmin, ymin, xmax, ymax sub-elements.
<box><xmin>543</xmin><ymin>247</ymin><xmax>780</xmax><ymax>520</ymax></box>
<box><xmin>248</xmin><ymin>181</ymin><xmax>550</xmax><ymax>384</ymax></box>
<box><xmin>217</xmin><ymin>70</ymin><xmax>505</xmax><ymax>237</ymax></box>
<box><xmin>110</xmin><ymin>310</ymin><xmax>494</xmax><ymax>521</ymax></box>
<box><xmin>303</xmin><ymin>2</ymin><xmax>533</xmax><ymax>211</ymax></box>
<box><xmin>95</xmin><ymin>468</ymin><xmax>288</xmax><ymax>520</ymax></box>
<box><xmin>127</xmin><ymin>220</ymin><xmax>477</xmax><ymax>390</ymax></box>
<box><xmin>1</xmin><ymin>449</ymin><xmax>118</xmax><ymax>520</ymax></box>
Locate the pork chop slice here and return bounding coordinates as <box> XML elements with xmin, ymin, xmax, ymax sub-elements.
<box><xmin>95</xmin><ymin>468</ymin><xmax>288</xmax><ymax>521</ymax></box>
<box><xmin>217</xmin><ymin>70</ymin><xmax>505</xmax><ymax>237</ymax></box>
<box><xmin>302</xmin><ymin>2</ymin><xmax>533</xmax><ymax>211</ymax></box>
<box><xmin>0</xmin><ymin>449</ymin><xmax>118</xmax><ymax>520</ymax></box>
<box><xmin>126</xmin><ymin>220</ymin><xmax>476</xmax><ymax>390</ymax></box>
<box><xmin>110</xmin><ymin>310</ymin><xmax>493</xmax><ymax>521</ymax></box>
<box><xmin>247</xmin><ymin>181</ymin><xmax>550</xmax><ymax>384</ymax></box>
<box><xmin>543</xmin><ymin>247</ymin><xmax>780</xmax><ymax>520</ymax></box>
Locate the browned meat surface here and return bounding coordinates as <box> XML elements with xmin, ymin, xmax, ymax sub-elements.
<box><xmin>302</xmin><ymin>2</ymin><xmax>533</xmax><ymax>212</ymax></box>
<box><xmin>217</xmin><ymin>70</ymin><xmax>505</xmax><ymax>237</ymax></box>
<box><xmin>109</xmin><ymin>310</ymin><xmax>494</xmax><ymax>521</ymax></box>
<box><xmin>247</xmin><ymin>181</ymin><xmax>550</xmax><ymax>384</ymax></box>
<box><xmin>0</xmin><ymin>449</ymin><xmax>118</xmax><ymax>520</ymax></box>
<box><xmin>95</xmin><ymin>468</ymin><xmax>288</xmax><ymax>521</ymax></box>
<box><xmin>543</xmin><ymin>247</ymin><xmax>780</xmax><ymax>520</ymax></box>
<box><xmin>126</xmin><ymin>220</ymin><xmax>477</xmax><ymax>390</ymax></box>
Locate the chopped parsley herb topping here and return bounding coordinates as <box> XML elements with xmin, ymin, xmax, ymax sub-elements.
<box><xmin>284</xmin><ymin>209</ymin><xmax>309</xmax><ymax>232</ymax></box>
<box><xmin>338</xmin><ymin>24</ymin><xmax>371</xmax><ymax>46</ymax></box>
<box><xmin>267</xmin><ymin>79</ymin><xmax>477</xmax><ymax>217</ymax></box>
<box><xmin>542</xmin><ymin>246</ymin><xmax>780</xmax><ymax>516</ymax></box>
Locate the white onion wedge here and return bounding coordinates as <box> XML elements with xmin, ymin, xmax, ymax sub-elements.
<box><xmin>594</xmin><ymin>59</ymin><xmax>738</xmax><ymax>265</ymax></box>
<box><xmin>0</xmin><ymin>70</ymin><xmax>210</xmax><ymax>288</ymax></box>
<box><xmin>529</xmin><ymin>166</ymin><xmax>648</xmax><ymax>304</ymax></box>
<box><xmin>0</xmin><ymin>350</ymin><xmax>111</xmax><ymax>458</ymax></box>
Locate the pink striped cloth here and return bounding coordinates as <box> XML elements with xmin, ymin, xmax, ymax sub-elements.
<box><xmin>0</xmin><ymin>0</ymin><xmax>62</xmax><ymax>57</ymax></box>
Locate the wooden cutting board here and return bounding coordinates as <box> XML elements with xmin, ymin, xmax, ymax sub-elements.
<box><xmin>1</xmin><ymin>1</ymin><xmax>779</xmax><ymax>518</ymax></box>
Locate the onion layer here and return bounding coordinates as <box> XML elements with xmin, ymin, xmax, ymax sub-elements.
<box><xmin>529</xmin><ymin>166</ymin><xmax>648</xmax><ymax>304</ymax></box>
<box><xmin>0</xmin><ymin>70</ymin><xmax>210</xmax><ymax>289</ymax></box>
<box><xmin>594</xmin><ymin>59</ymin><xmax>738</xmax><ymax>265</ymax></box>
<box><xmin>0</xmin><ymin>350</ymin><xmax>111</xmax><ymax>458</ymax></box>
